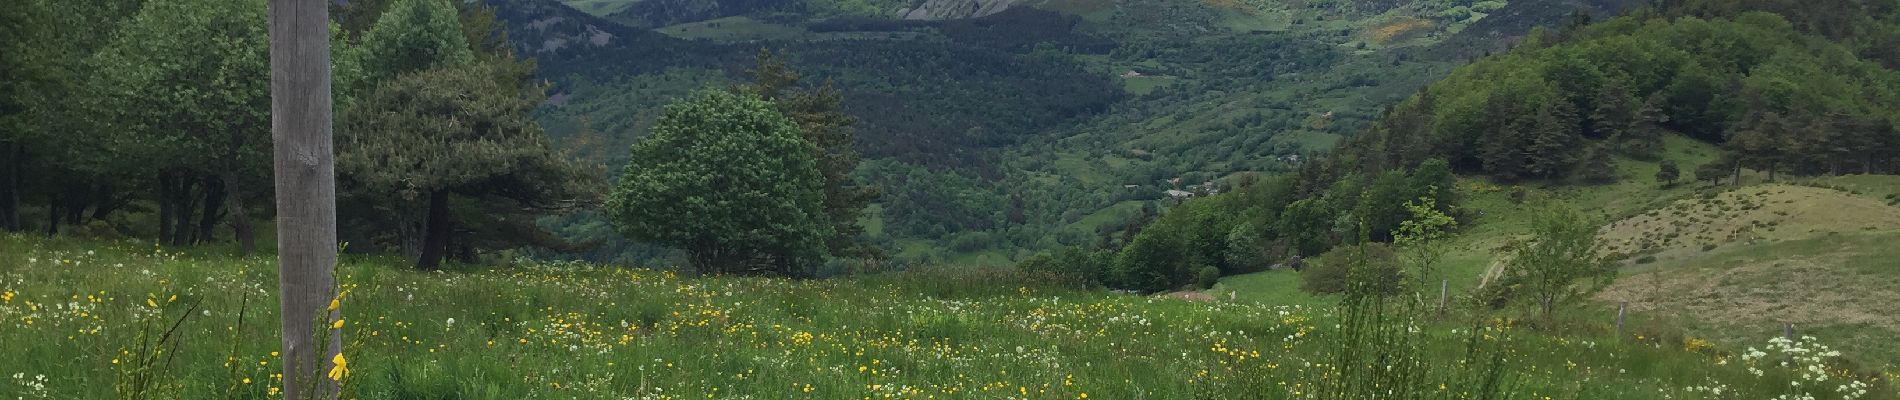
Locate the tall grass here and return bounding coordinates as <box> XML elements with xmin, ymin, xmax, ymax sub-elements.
<box><xmin>0</xmin><ymin>233</ymin><xmax>1890</xmax><ymax>399</ymax></box>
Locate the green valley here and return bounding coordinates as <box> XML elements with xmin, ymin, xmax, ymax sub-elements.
<box><xmin>4</xmin><ymin>0</ymin><xmax>1900</xmax><ymax>397</ymax></box>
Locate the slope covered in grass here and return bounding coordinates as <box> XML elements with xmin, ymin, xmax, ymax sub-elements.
<box><xmin>2</xmin><ymin>233</ymin><xmax>1891</xmax><ymax>398</ymax></box>
<box><xmin>1209</xmin><ymin>133</ymin><xmax>1900</xmax><ymax>374</ymax></box>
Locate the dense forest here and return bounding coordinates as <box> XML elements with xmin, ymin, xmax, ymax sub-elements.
<box><xmin>8</xmin><ymin>0</ymin><xmax>1900</xmax><ymax>397</ymax></box>
<box><xmin>1040</xmin><ymin>0</ymin><xmax>1900</xmax><ymax>293</ymax></box>
<box><xmin>11</xmin><ymin>0</ymin><xmax>1895</xmax><ymax>281</ymax></box>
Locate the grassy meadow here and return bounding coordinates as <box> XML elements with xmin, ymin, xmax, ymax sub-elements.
<box><xmin>3</xmin><ymin>233</ymin><xmax>1894</xmax><ymax>399</ymax></box>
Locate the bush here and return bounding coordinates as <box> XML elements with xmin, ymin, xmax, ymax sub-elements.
<box><xmin>1195</xmin><ymin>265</ymin><xmax>1221</xmax><ymax>289</ymax></box>
<box><xmin>1017</xmin><ymin>247</ymin><xmax>1112</xmax><ymax>287</ymax></box>
<box><xmin>1300</xmin><ymin>243</ymin><xmax>1401</xmax><ymax>296</ymax></box>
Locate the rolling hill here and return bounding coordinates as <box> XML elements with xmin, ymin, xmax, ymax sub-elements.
<box><xmin>490</xmin><ymin>0</ymin><xmax>1653</xmax><ymax>266</ymax></box>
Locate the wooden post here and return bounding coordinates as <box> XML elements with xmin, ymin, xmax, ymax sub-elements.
<box><xmin>1437</xmin><ymin>279</ymin><xmax>1448</xmax><ymax>315</ymax></box>
<box><xmin>1783</xmin><ymin>323</ymin><xmax>1794</xmax><ymax>341</ymax></box>
<box><xmin>1615</xmin><ymin>302</ymin><xmax>1627</xmax><ymax>337</ymax></box>
<box><xmin>269</xmin><ymin>0</ymin><xmax>340</xmax><ymax>398</ymax></box>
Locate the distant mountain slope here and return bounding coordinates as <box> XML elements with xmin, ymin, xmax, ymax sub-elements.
<box><xmin>602</xmin><ymin>0</ymin><xmax>797</xmax><ymax>28</ymax></box>
<box><xmin>485</xmin><ymin>0</ymin><xmax>723</xmax><ymax>80</ymax></box>
<box><xmin>1433</xmin><ymin>0</ymin><xmax>1648</xmax><ymax>58</ymax></box>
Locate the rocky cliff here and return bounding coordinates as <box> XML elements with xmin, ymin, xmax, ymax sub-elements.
<box><xmin>894</xmin><ymin>0</ymin><xmax>1021</xmax><ymax>20</ymax></box>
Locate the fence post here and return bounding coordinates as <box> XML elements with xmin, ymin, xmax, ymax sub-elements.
<box><xmin>1616</xmin><ymin>302</ymin><xmax>1627</xmax><ymax>338</ymax></box>
<box><xmin>1437</xmin><ymin>279</ymin><xmax>1448</xmax><ymax>315</ymax></box>
<box><xmin>1783</xmin><ymin>323</ymin><xmax>1794</xmax><ymax>341</ymax></box>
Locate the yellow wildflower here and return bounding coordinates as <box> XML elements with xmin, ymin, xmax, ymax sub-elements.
<box><xmin>327</xmin><ymin>353</ymin><xmax>349</xmax><ymax>381</ymax></box>
<box><xmin>333</xmin><ymin>319</ymin><xmax>345</xmax><ymax>330</ymax></box>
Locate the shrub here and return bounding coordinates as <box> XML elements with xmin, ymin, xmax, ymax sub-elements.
<box><xmin>1195</xmin><ymin>265</ymin><xmax>1221</xmax><ymax>289</ymax></box>
<box><xmin>1017</xmin><ymin>247</ymin><xmax>1112</xmax><ymax>287</ymax></box>
<box><xmin>1300</xmin><ymin>243</ymin><xmax>1401</xmax><ymax>296</ymax></box>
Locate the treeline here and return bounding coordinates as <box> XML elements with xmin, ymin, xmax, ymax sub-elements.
<box><xmin>1346</xmin><ymin>0</ymin><xmax>1900</xmax><ymax>183</ymax></box>
<box><xmin>1022</xmin><ymin>0</ymin><xmax>1900</xmax><ymax>292</ymax></box>
<box><xmin>1023</xmin><ymin>160</ymin><xmax>1458</xmax><ymax>293</ymax></box>
<box><xmin>808</xmin><ymin>7</ymin><xmax>1119</xmax><ymax>54</ymax></box>
<box><xmin>1</xmin><ymin>0</ymin><xmax>597</xmax><ymax>270</ymax></box>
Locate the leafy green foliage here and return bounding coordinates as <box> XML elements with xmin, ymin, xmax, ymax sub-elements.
<box><xmin>1655</xmin><ymin>159</ymin><xmax>1681</xmax><ymax>186</ymax></box>
<box><xmin>92</xmin><ymin>0</ymin><xmax>273</xmax><ymax>246</ymax></box>
<box><xmin>1337</xmin><ymin>6</ymin><xmax>1900</xmax><ymax>183</ymax></box>
<box><xmin>356</xmin><ymin>0</ymin><xmax>476</xmax><ymax>86</ymax></box>
<box><xmin>1501</xmin><ymin>204</ymin><xmax>1617</xmax><ymax>316</ymax></box>
<box><xmin>1395</xmin><ymin>188</ymin><xmax>1458</xmax><ymax>288</ymax></box>
<box><xmin>732</xmin><ymin>51</ymin><xmax>881</xmax><ymax>258</ymax></box>
<box><xmin>1300</xmin><ymin>242</ymin><xmax>1402</xmax><ymax>296</ymax></box>
<box><xmin>606</xmin><ymin>90</ymin><xmax>831</xmax><ymax>276</ymax></box>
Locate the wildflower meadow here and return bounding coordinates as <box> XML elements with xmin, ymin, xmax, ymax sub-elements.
<box><xmin>1</xmin><ymin>233</ymin><xmax>1892</xmax><ymax>399</ymax></box>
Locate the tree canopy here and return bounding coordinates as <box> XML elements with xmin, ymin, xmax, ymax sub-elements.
<box><xmin>606</xmin><ymin>90</ymin><xmax>832</xmax><ymax>276</ymax></box>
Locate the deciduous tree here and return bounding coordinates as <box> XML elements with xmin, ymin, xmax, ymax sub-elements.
<box><xmin>731</xmin><ymin>50</ymin><xmax>880</xmax><ymax>258</ymax></box>
<box><xmin>1505</xmin><ymin>204</ymin><xmax>1616</xmax><ymax>317</ymax></box>
<box><xmin>606</xmin><ymin>90</ymin><xmax>831</xmax><ymax>276</ymax></box>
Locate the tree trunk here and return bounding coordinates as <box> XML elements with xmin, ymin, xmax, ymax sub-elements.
<box><xmin>63</xmin><ymin>184</ymin><xmax>84</xmax><ymax>225</ymax></box>
<box><xmin>269</xmin><ymin>0</ymin><xmax>341</xmax><ymax>397</ymax></box>
<box><xmin>0</xmin><ymin>143</ymin><xmax>18</xmax><ymax>231</ymax></box>
<box><xmin>196</xmin><ymin>175</ymin><xmax>226</xmax><ymax>245</ymax></box>
<box><xmin>416</xmin><ymin>190</ymin><xmax>451</xmax><ymax>271</ymax></box>
<box><xmin>397</xmin><ymin>217</ymin><xmax>423</xmax><ymax>260</ymax></box>
<box><xmin>45</xmin><ymin>196</ymin><xmax>59</xmax><ymax>237</ymax></box>
<box><xmin>158</xmin><ymin>173</ymin><xmax>175</xmax><ymax>245</ymax></box>
<box><xmin>1730</xmin><ymin>163</ymin><xmax>1743</xmax><ymax>187</ymax></box>
<box><xmin>90</xmin><ymin>185</ymin><xmax>120</xmax><ymax>221</ymax></box>
<box><xmin>224</xmin><ymin>172</ymin><xmax>256</xmax><ymax>257</ymax></box>
<box><xmin>170</xmin><ymin>178</ymin><xmax>198</xmax><ymax>247</ymax></box>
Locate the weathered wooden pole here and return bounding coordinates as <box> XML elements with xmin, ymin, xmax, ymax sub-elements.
<box><xmin>1783</xmin><ymin>323</ymin><xmax>1794</xmax><ymax>341</ymax></box>
<box><xmin>1615</xmin><ymin>301</ymin><xmax>1627</xmax><ymax>337</ymax></box>
<box><xmin>1437</xmin><ymin>279</ymin><xmax>1448</xmax><ymax>315</ymax></box>
<box><xmin>269</xmin><ymin>0</ymin><xmax>340</xmax><ymax>398</ymax></box>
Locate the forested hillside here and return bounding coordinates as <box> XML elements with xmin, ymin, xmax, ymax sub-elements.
<box><xmin>7</xmin><ymin>0</ymin><xmax>1900</xmax><ymax>396</ymax></box>
<box><xmin>484</xmin><ymin>0</ymin><xmax>1640</xmax><ymax>266</ymax></box>
<box><xmin>1079</xmin><ymin>0</ymin><xmax>1900</xmax><ymax>298</ymax></box>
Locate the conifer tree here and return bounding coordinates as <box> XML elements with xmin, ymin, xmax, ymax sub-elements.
<box><xmin>1527</xmin><ymin>101</ymin><xmax>1583</xmax><ymax>180</ymax></box>
<box><xmin>731</xmin><ymin>50</ymin><xmax>881</xmax><ymax>258</ymax></box>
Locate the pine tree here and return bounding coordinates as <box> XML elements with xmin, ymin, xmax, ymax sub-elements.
<box><xmin>731</xmin><ymin>50</ymin><xmax>881</xmax><ymax>259</ymax></box>
<box><xmin>1527</xmin><ymin>101</ymin><xmax>1583</xmax><ymax>180</ymax></box>
<box><xmin>339</xmin><ymin>60</ymin><xmax>597</xmax><ymax>271</ymax></box>
<box><xmin>1726</xmin><ymin>109</ymin><xmax>1794</xmax><ymax>183</ymax></box>
<box><xmin>1478</xmin><ymin>95</ymin><xmax>1533</xmax><ymax>180</ymax></box>
<box><xmin>1655</xmin><ymin>159</ymin><xmax>1681</xmax><ymax>187</ymax></box>
<box><xmin>1591</xmin><ymin>80</ymin><xmax>1638</xmax><ymax>140</ymax></box>
<box><xmin>1628</xmin><ymin>94</ymin><xmax>1671</xmax><ymax>156</ymax></box>
<box><xmin>1575</xmin><ymin>145</ymin><xmax>1618</xmax><ymax>184</ymax></box>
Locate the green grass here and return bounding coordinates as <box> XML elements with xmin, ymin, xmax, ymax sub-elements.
<box><xmin>1809</xmin><ymin>174</ymin><xmax>1900</xmax><ymax>202</ymax></box>
<box><xmin>1118</xmin><ymin>76</ymin><xmax>1175</xmax><ymax>96</ymax></box>
<box><xmin>655</xmin><ymin>16</ymin><xmax>808</xmax><ymax>42</ymax></box>
<box><xmin>1208</xmin><ymin>270</ymin><xmax>1333</xmax><ymax>306</ymax></box>
<box><xmin>1604</xmin><ymin>230</ymin><xmax>1900</xmax><ymax>370</ymax></box>
<box><xmin>559</xmin><ymin>0</ymin><xmax>636</xmax><ymax>17</ymax></box>
<box><xmin>2</xmin><ymin>233</ymin><xmax>1892</xmax><ymax>399</ymax></box>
